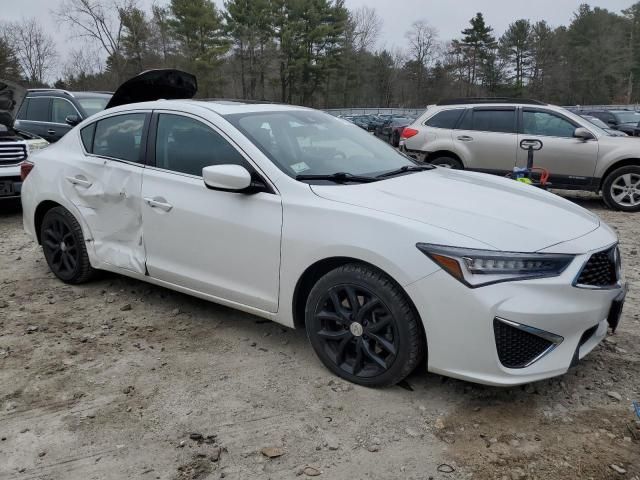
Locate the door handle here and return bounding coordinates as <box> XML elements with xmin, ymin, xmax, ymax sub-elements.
<box><xmin>457</xmin><ymin>135</ymin><xmax>473</xmax><ymax>142</ymax></box>
<box><xmin>47</xmin><ymin>129</ymin><xmax>56</xmax><ymax>135</ymax></box>
<box><xmin>65</xmin><ymin>175</ymin><xmax>92</xmax><ymax>188</ymax></box>
<box><xmin>144</xmin><ymin>197</ymin><xmax>173</xmax><ymax>212</ymax></box>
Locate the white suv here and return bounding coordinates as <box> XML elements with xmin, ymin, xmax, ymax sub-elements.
<box><xmin>0</xmin><ymin>80</ymin><xmax>48</xmax><ymax>200</ymax></box>
<box><xmin>400</xmin><ymin>99</ymin><xmax>640</xmax><ymax>211</ymax></box>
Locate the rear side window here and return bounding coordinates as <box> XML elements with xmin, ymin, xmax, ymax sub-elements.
<box><xmin>425</xmin><ymin>109</ymin><xmax>464</xmax><ymax>129</ymax></box>
<box><xmin>155</xmin><ymin>114</ymin><xmax>248</xmax><ymax>176</ymax></box>
<box><xmin>459</xmin><ymin>109</ymin><xmax>516</xmax><ymax>133</ymax></box>
<box><xmin>92</xmin><ymin>113</ymin><xmax>146</xmax><ymax>162</ymax></box>
<box><xmin>80</xmin><ymin>123</ymin><xmax>96</xmax><ymax>152</ymax></box>
<box><xmin>25</xmin><ymin>97</ymin><xmax>50</xmax><ymax>122</ymax></box>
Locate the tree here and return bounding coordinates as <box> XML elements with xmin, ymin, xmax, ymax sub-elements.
<box><xmin>0</xmin><ymin>28</ymin><xmax>23</xmax><ymax>82</ymax></box>
<box><xmin>351</xmin><ymin>6</ymin><xmax>382</xmax><ymax>52</ymax></box>
<box><xmin>168</xmin><ymin>0</ymin><xmax>229</xmax><ymax>97</ymax></box>
<box><xmin>452</xmin><ymin>12</ymin><xmax>497</xmax><ymax>94</ymax></box>
<box><xmin>500</xmin><ymin>19</ymin><xmax>532</xmax><ymax>93</ymax></box>
<box><xmin>6</xmin><ymin>19</ymin><xmax>57</xmax><ymax>85</ymax></box>
<box><xmin>405</xmin><ymin>20</ymin><xmax>438</xmax><ymax>104</ymax></box>
<box><xmin>529</xmin><ymin>20</ymin><xmax>554</xmax><ymax>97</ymax></box>
<box><xmin>120</xmin><ymin>6</ymin><xmax>152</xmax><ymax>73</ymax></box>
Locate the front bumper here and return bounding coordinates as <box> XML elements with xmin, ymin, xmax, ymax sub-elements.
<box><xmin>406</xmin><ymin>245</ymin><xmax>626</xmax><ymax>386</ymax></box>
<box><xmin>0</xmin><ymin>165</ymin><xmax>23</xmax><ymax>199</ymax></box>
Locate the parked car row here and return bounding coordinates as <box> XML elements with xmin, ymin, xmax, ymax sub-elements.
<box><xmin>0</xmin><ymin>82</ymin><xmax>111</xmax><ymax>201</ymax></box>
<box><xmin>340</xmin><ymin>113</ymin><xmax>419</xmax><ymax>147</ymax></box>
<box><xmin>400</xmin><ymin>98</ymin><xmax>640</xmax><ymax>211</ymax></box>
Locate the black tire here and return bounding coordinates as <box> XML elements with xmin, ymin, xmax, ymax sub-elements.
<box><xmin>40</xmin><ymin>206</ymin><xmax>95</xmax><ymax>284</ymax></box>
<box><xmin>431</xmin><ymin>156</ymin><xmax>463</xmax><ymax>169</ymax></box>
<box><xmin>305</xmin><ymin>263</ymin><xmax>425</xmax><ymax>387</ymax></box>
<box><xmin>602</xmin><ymin>165</ymin><xmax>640</xmax><ymax>212</ymax></box>
<box><xmin>392</xmin><ymin>131</ymin><xmax>400</xmax><ymax>148</ymax></box>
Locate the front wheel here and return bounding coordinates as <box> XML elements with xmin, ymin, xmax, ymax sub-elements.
<box><xmin>602</xmin><ymin>165</ymin><xmax>640</xmax><ymax>211</ymax></box>
<box><xmin>431</xmin><ymin>156</ymin><xmax>463</xmax><ymax>169</ymax></box>
<box><xmin>305</xmin><ymin>264</ymin><xmax>425</xmax><ymax>387</ymax></box>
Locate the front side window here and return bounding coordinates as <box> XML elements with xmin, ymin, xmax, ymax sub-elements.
<box><xmin>25</xmin><ymin>97</ymin><xmax>50</xmax><ymax>122</ymax></box>
<box><xmin>523</xmin><ymin>110</ymin><xmax>576</xmax><ymax>138</ymax></box>
<box><xmin>155</xmin><ymin>114</ymin><xmax>248</xmax><ymax>176</ymax></box>
<box><xmin>52</xmin><ymin>98</ymin><xmax>78</xmax><ymax>124</ymax></box>
<box><xmin>225</xmin><ymin>110</ymin><xmax>414</xmax><ymax>178</ymax></box>
<box><xmin>425</xmin><ymin>109</ymin><xmax>464</xmax><ymax>129</ymax></box>
<box><xmin>80</xmin><ymin>123</ymin><xmax>96</xmax><ymax>151</ymax></box>
<box><xmin>92</xmin><ymin>113</ymin><xmax>146</xmax><ymax>162</ymax></box>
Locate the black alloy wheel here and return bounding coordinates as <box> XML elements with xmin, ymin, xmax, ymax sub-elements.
<box><xmin>306</xmin><ymin>264</ymin><xmax>424</xmax><ymax>387</ymax></box>
<box><xmin>41</xmin><ymin>207</ymin><xmax>95</xmax><ymax>284</ymax></box>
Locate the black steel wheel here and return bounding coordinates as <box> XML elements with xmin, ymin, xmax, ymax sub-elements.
<box><xmin>305</xmin><ymin>263</ymin><xmax>424</xmax><ymax>387</ymax></box>
<box><xmin>41</xmin><ymin>206</ymin><xmax>95</xmax><ymax>284</ymax></box>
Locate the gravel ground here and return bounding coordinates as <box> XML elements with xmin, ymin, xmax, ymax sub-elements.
<box><xmin>0</xmin><ymin>192</ymin><xmax>638</xmax><ymax>480</ymax></box>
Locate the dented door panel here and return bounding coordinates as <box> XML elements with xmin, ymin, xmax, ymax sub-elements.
<box><xmin>61</xmin><ymin>155</ymin><xmax>146</xmax><ymax>273</ymax></box>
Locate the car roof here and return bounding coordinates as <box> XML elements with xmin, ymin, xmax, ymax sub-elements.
<box><xmin>99</xmin><ymin>99</ymin><xmax>313</xmax><ymax>117</ymax></box>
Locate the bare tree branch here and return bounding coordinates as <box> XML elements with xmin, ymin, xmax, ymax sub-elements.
<box><xmin>6</xmin><ymin>18</ymin><xmax>57</xmax><ymax>84</ymax></box>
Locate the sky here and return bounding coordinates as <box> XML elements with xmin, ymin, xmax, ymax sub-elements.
<box><xmin>1</xmin><ymin>0</ymin><xmax>636</xmax><ymax>80</ymax></box>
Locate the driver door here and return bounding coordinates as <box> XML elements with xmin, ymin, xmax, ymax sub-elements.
<box><xmin>141</xmin><ymin>112</ymin><xmax>282</xmax><ymax>313</ymax></box>
<box><xmin>516</xmin><ymin>108</ymin><xmax>598</xmax><ymax>188</ymax></box>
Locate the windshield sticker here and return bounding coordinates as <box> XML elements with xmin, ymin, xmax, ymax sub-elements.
<box><xmin>290</xmin><ymin>162</ymin><xmax>310</xmax><ymax>173</ymax></box>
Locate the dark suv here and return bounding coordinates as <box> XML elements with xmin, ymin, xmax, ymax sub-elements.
<box><xmin>15</xmin><ymin>89</ymin><xmax>112</xmax><ymax>143</ymax></box>
<box><xmin>582</xmin><ymin>109</ymin><xmax>640</xmax><ymax>136</ymax></box>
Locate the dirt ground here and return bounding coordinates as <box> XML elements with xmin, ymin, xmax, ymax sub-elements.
<box><xmin>0</xmin><ymin>192</ymin><xmax>638</xmax><ymax>480</ymax></box>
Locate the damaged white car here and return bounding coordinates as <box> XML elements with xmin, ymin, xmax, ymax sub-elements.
<box><xmin>0</xmin><ymin>80</ymin><xmax>48</xmax><ymax>200</ymax></box>
<box><xmin>22</xmin><ymin>70</ymin><xmax>627</xmax><ymax>387</ymax></box>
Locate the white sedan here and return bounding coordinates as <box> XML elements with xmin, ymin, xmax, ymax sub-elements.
<box><xmin>21</xmin><ymin>71</ymin><xmax>627</xmax><ymax>387</ymax></box>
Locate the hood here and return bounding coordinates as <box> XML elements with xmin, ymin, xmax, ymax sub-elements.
<box><xmin>310</xmin><ymin>168</ymin><xmax>600</xmax><ymax>252</ymax></box>
<box><xmin>105</xmin><ymin>69</ymin><xmax>197</xmax><ymax>109</ymax></box>
<box><xmin>0</xmin><ymin>79</ymin><xmax>27</xmax><ymax>129</ymax></box>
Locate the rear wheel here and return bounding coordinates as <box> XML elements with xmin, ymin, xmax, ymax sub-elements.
<box><xmin>602</xmin><ymin>165</ymin><xmax>640</xmax><ymax>211</ymax></box>
<box><xmin>431</xmin><ymin>156</ymin><xmax>463</xmax><ymax>169</ymax></box>
<box><xmin>305</xmin><ymin>263</ymin><xmax>424</xmax><ymax>387</ymax></box>
<box><xmin>41</xmin><ymin>207</ymin><xmax>95</xmax><ymax>284</ymax></box>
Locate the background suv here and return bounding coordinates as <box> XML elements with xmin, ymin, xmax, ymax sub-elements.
<box><xmin>400</xmin><ymin>99</ymin><xmax>640</xmax><ymax>211</ymax></box>
<box><xmin>15</xmin><ymin>89</ymin><xmax>111</xmax><ymax>143</ymax></box>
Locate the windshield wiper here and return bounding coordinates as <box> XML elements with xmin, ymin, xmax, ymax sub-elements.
<box><xmin>296</xmin><ymin>172</ymin><xmax>378</xmax><ymax>183</ymax></box>
<box><xmin>375</xmin><ymin>164</ymin><xmax>435</xmax><ymax>178</ymax></box>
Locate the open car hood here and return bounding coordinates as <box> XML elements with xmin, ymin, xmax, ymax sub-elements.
<box><xmin>105</xmin><ymin>69</ymin><xmax>197</xmax><ymax>109</ymax></box>
<box><xmin>0</xmin><ymin>79</ymin><xmax>27</xmax><ymax>129</ymax></box>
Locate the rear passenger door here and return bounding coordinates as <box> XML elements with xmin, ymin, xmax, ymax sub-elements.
<box><xmin>452</xmin><ymin>107</ymin><xmax>518</xmax><ymax>174</ymax></box>
<box><xmin>63</xmin><ymin>111</ymin><xmax>150</xmax><ymax>274</ymax></box>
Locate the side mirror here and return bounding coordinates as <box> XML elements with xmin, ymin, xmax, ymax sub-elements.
<box><xmin>65</xmin><ymin>115</ymin><xmax>81</xmax><ymax>126</ymax></box>
<box><xmin>574</xmin><ymin>127</ymin><xmax>595</xmax><ymax>141</ymax></box>
<box><xmin>203</xmin><ymin>164</ymin><xmax>252</xmax><ymax>192</ymax></box>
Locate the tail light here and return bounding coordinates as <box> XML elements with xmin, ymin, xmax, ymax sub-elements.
<box><xmin>400</xmin><ymin>127</ymin><xmax>419</xmax><ymax>140</ymax></box>
<box><xmin>21</xmin><ymin>161</ymin><xmax>34</xmax><ymax>181</ymax></box>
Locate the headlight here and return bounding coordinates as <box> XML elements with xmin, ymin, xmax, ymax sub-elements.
<box><xmin>416</xmin><ymin>243</ymin><xmax>575</xmax><ymax>288</ymax></box>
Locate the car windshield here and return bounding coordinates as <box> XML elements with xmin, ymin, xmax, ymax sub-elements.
<box><xmin>78</xmin><ymin>97</ymin><xmax>110</xmax><ymax>117</ymax></box>
<box><xmin>614</xmin><ymin>111</ymin><xmax>640</xmax><ymax>123</ymax></box>
<box><xmin>225</xmin><ymin>110</ymin><xmax>415</xmax><ymax>179</ymax></box>
<box><xmin>583</xmin><ymin>116</ymin><xmax>608</xmax><ymax>129</ymax></box>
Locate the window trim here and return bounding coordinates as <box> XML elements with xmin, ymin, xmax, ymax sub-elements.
<box><xmin>147</xmin><ymin>109</ymin><xmax>276</xmax><ymax>194</ymax></box>
<box><xmin>458</xmin><ymin>107</ymin><xmax>517</xmax><ymax>135</ymax></box>
<box><xmin>79</xmin><ymin>110</ymin><xmax>151</xmax><ymax>166</ymax></box>
<box><xmin>519</xmin><ymin>107</ymin><xmax>586</xmax><ymax>139</ymax></box>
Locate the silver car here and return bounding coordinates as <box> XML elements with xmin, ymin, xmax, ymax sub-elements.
<box><xmin>400</xmin><ymin>99</ymin><xmax>640</xmax><ymax>211</ymax></box>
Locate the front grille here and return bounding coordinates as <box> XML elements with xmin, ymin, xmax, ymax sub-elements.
<box><xmin>0</xmin><ymin>143</ymin><xmax>27</xmax><ymax>166</ymax></box>
<box><xmin>493</xmin><ymin>318</ymin><xmax>554</xmax><ymax>369</ymax></box>
<box><xmin>576</xmin><ymin>246</ymin><xmax>618</xmax><ymax>288</ymax></box>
